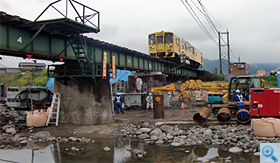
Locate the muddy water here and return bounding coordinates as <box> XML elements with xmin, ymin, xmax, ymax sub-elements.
<box><xmin>0</xmin><ymin>138</ymin><xmax>260</xmax><ymax>163</ymax></box>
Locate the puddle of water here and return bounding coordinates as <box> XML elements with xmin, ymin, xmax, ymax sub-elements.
<box><xmin>0</xmin><ymin>138</ymin><xmax>260</xmax><ymax>163</ymax></box>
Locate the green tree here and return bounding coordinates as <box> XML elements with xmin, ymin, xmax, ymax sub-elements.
<box><xmin>0</xmin><ymin>69</ymin><xmax>51</xmax><ymax>87</ymax></box>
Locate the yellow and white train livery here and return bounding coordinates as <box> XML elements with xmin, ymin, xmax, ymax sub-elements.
<box><xmin>148</xmin><ymin>31</ymin><xmax>203</xmax><ymax>68</ymax></box>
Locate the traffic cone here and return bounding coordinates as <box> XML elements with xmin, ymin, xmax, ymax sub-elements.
<box><xmin>181</xmin><ymin>102</ymin><xmax>185</xmax><ymax>110</ymax></box>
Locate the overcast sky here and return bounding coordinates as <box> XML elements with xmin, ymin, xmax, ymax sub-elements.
<box><xmin>0</xmin><ymin>0</ymin><xmax>279</xmax><ymax>65</ymax></box>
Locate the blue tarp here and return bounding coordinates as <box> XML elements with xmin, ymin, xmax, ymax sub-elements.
<box><xmin>45</xmin><ymin>71</ymin><xmax>133</xmax><ymax>88</ymax></box>
<box><xmin>46</xmin><ymin>77</ymin><xmax>54</xmax><ymax>90</ymax></box>
<box><xmin>277</xmin><ymin>73</ymin><xmax>280</xmax><ymax>87</ymax></box>
<box><xmin>110</xmin><ymin>70</ymin><xmax>134</xmax><ymax>83</ymax></box>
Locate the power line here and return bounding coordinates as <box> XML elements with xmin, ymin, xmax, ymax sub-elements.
<box><xmin>197</xmin><ymin>0</ymin><xmax>219</xmax><ymax>35</ymax></box>
<box><xmin>181</xmin><ymin>0</ymin><xmax>241</xmax><ymax>65</ymax></box>
<box><xmin>180</xmin><ymin>0</ymin><xmax>218</xmax><ymax>45</ymax></box>
<box><xmin>197</xmin><ymin>1</ymin><xmax>239</xmax><ymax>62</ymax></box>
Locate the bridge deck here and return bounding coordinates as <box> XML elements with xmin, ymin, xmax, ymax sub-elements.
<box><xmin>0</xmin><ymin>11</ymin><xmax>198</xmax><ymax>78</ymax></box>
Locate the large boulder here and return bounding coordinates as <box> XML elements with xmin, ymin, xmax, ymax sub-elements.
<box><xmin>137</xmin><ymin>134</ymin><xmax>149</xmax><ymax>139</ymax></box>
<box><xmin>229</xmin><ymin>147</ymin><xmax>243</xmax><ymax>153</ymax></box>
<box><xmin>137</xmin><ymin>128</ymin><xmax>151</xmax><ymax>134</ymax></box>
<box><xmin>32</xmin><ymin>131</ymin><xmax>51</xmax><ymax>140</ymax></box>
<box><xmin>150</xmin><ymin>128</ymin><xmax>163</xmax><ymax>136</ymax></box>
<box><xmin>5</xmin><ymin>128</ymin><xmax>17</xmax><ymax>134</ymax></box>
<box><xmin>160</xmin><ymin>125</ymin><xmax>174</xmax><ymax>132</ymax></box>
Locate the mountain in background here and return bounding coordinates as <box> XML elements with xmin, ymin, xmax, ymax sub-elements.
<box><xmin>200</xmin><ymin>58</ymin><xmax>280</xmax><ymax>75</ymax></box>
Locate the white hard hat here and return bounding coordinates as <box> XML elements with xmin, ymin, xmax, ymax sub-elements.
<box><xmin>236</xmin><ymin>90</ymin><xmax>240</xmax><ymax>93</ymax></box>
<box><xmin>149</xmin><ymin>93</ymin><xmax>152</xmax><ymax>95</ymax></box>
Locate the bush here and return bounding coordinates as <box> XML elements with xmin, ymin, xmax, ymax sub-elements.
<box><xmin>0</xmin><ymin>69</ymin><xmax>50</xmax><ymax>87</ymax></box>
<box><xmin>262</xmin><ymin>76</ymin><xmax>278</xmax><ymax>88</ymax></box>
<box><xmin>214</xmin><ymin>74</ymin><xmax>224</xmax><ymax>81</ymax></box>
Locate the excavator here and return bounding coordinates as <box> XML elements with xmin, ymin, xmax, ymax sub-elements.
<box><xmin>150</xmin><ymin>75</ymin><xmax>264</xmax><ymax>123</ymax></box>
<box><xmin>150</xmin><ymin>75</ymin><xmax>264</xmax><ymax>108</ymax></box>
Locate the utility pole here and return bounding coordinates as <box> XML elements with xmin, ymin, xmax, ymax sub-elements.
<box><xmin>227</xmin><ymin>30</ymin><xmax>230</xmax><ymax>74</ymax></box>
<box><xmin>218</xmin><ymin>30</ymin><xmax>230</xmax><ymax>74</ymax></box>
<box><xmin>218</xmin><ymin>32</ymin><xmax>222</xmax><ymax>74</ymax></box>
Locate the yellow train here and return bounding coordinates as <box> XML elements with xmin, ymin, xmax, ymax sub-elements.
<box><xmin>148</xmin><ymin>31</ymin><xmax>203</xmax><ymax>68</ymax></box>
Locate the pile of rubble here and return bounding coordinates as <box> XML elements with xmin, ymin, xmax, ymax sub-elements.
<box><xmin>0</xmin><ymin>104</ymin><xmax>27</xmax><ymax>135</ymax></box>
<box><xmin>0</xmin><ymin>104</ymin><xmax>28</xmax><ymax>148</ymax></box>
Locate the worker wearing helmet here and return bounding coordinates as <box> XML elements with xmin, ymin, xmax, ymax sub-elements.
<box><xmin>179</xmin><ymin>50</ymin><xmax>186</xmax><ymax>63</ymax></box>
<box><xmin>233</xmin><ymin>89</ymin><xmax>245</xmax><ymax>118</ymax></box>
<box><xmin>146</xmin><ymin>93</ymin><xmax>153</xmax><ymax>110</ymax></box>
<box><xmin>114</xmin><ymin>93</ymin><xmax>124</xmax><ymax>114</ymax></box>
<box><xmin>135</xmin><ymin>76</ymin><xmax>143</xmax><ymax>92</ymax></box>
<box><xmin>168</xmin><ymin>92</ymin><xmax>172</xmax><ymax>105</ymax></box>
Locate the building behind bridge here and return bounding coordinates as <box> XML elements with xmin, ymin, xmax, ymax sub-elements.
<box><xmin>0</xmin><ymin>62</ymin><xmax>45</xmax><ymax>74</ymax></box>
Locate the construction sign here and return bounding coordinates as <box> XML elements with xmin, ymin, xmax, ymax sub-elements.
<box><xmin>102</xmin><ymin>52</ymin><xmax>107</xmax><ymax>79</ymax></box>
<box><xmin>112</xmin><ymin>56</ymin><xmax>116</xmax><ymax>79</ymax></box>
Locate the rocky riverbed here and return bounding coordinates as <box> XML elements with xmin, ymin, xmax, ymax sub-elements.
<box><xmin>119</xmin><ymin>121</ymin><xmax>279</xmax><ymax>156</ymax></box>
<box><xmin>0</xmin><ymin>104</ymin><xmax>277</xmax><ymax>158</ymax></box>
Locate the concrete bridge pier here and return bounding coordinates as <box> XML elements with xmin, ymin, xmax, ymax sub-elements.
<box><xmin>54</xmin><ymin>78</ymin><xmax>113</xmax><ymax>125</ymax></box>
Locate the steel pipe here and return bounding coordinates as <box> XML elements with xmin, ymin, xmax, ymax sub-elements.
<box><xmin>217</xmin><ymin>107</ymin><xmax>231</xmax><ymax>123</ymax></box>
<box><xmin>236</xmin><ymin>109</ymin><xmax>251</xmax><ymax>123</ymax></box>
<box><xmin>193</xmin><ymin>107</ymin><xmax>211</xmax><ymax>123</ymax></box>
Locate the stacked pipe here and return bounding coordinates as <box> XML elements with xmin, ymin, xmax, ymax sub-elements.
<box><xmin>193</xmin><ymin>107</ymin><xmax>251</xmax><ymax>123</ymax></box>
<box><xmin>236</xmin><ymin>109</ymin><xmax>251</xmax><ymax>123</ymax></box>
<box><xmin>216</xmin><ymin>107</ymin><xmax>231</xmax><ymax>123</ymax></box>
<box><xmin>193</xmin><ymin>107</ymin><xmax>211</xmax><ymax>123</ymax></box>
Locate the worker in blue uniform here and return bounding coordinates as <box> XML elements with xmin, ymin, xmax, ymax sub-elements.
<box><xmin>168</xmin><ymin>92</ymin><xmax>172</xmax><ymax>105</ymax></box>
<box><xmin>233</xmin><ymin>89</ymin><xmax>245</xmax><ymax>118</ymax></box>
<box><xmin>114</xmin><ymin>93</ymin><xmax>124</xmax><ymax>114</ymax></box>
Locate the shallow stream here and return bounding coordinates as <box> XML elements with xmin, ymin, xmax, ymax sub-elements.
<box><xmin>0</xmin><ymin>138</ymin><xmax>260</xmax><ymax>163</ymax></box>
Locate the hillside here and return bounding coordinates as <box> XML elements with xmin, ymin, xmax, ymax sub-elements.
<box><xmin>201</xmin><ymin>59</ymin><xmax>280</xmax><ymax>75</ymax></box>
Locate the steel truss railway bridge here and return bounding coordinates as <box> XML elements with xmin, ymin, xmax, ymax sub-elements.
<box><xmin>0</xmin><ymin>0</ymin><xmax>201</xmax><ymax>124</ymax></box>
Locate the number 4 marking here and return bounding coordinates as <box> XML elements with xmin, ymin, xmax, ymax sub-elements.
<box><xmin>17</xmin><ymin>37</ymin><xmax>22</xmax><ymax>43</ymax></box>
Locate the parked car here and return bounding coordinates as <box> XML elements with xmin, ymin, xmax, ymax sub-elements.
<box><xmin>270</xmin><ymin>67</ymin><xmax>280</xmax><ymax>76</ymax></box>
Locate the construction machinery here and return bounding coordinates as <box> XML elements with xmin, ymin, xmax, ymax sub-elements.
<box><xmin>223</xmin><ymin>75</ymin><xmax>264</xmax><ymax>107</ymax></box>
<box><xmin>6</xmin><ymin>86</ymin><xmax>53</xmax><ymax>110</ymax></box>
<box><xmin>150</xmin><ymin>75</ymin><xmax>264</xmax><ymax>123</ymax></box>
<box><xmin>181</xmin><ymin>75</ymin><xmax>264</xmax><ymax>107</ymax></box>
<box><xmin>250</xmin><ymin>88</ymin><xmax>280</xmax><ymax>117</ymax></box>
<box><xmin>150</xmin><ymin>75</ymin><xmax>264</xmax><ymax>108</ymax></box>
<box><xmin>150</xmin><ymin>82</ymin><xmax>190</xmax><ymax>98</ymax></box>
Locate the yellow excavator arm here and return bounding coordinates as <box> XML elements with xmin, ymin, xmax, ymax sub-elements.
<box><xmin>150</xmin><ymin>83</ymin><xmax>176</xmax><ymax>94</ymax></box>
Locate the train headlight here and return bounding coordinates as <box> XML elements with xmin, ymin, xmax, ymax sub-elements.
<box><xmin>167</xmin><ymin>45</ymin><xmax>172</xmax><ymax>48</ymax></box>
<box><xmin>150</xmin><ymin>46</ymin><xmax>154</xmax><ymax>49</ymax></box>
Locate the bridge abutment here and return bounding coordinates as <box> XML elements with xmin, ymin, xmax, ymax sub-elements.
<box><xmin>54</xmin><ymin>78</ymin><xmax>113</xmax><ymax>125</ymax></box>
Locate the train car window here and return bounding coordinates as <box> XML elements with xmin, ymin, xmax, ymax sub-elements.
<box><xmin>149</xmin><ymin>34</ymin><xmax>156</xmax><ymax>45</ymax></box>
<box><xmin>176</xmin><ymin>38</ymin><xmax>179</xmax><ymax>45</ymax></box>
<box><xmin>188</xmin><ymin>47</ymin><xmax>194</xmax><ymax>54</ymax></box>
<box><xmin>185</xmin><ymin>42</ymin><xmax>187</xmax><ymax>50</ymax></box>
<box><xmin>165</xmin><ymin>33</ymin><xmax>173</xmax><ymax>43</ymax></box>
<box><xmin>157</xmin><ymin>36</ymin><xmax>163</xmax><ymax>44</ymax></box>
<box><xmin>181</xmin><ymin>40</ymin><xmax>184</xmax><ymax>49</ymax></box>
<box><xmin>186</xmin><ymin>41</ymin><xmax>191</xmax><ymax>51</ymax></box>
